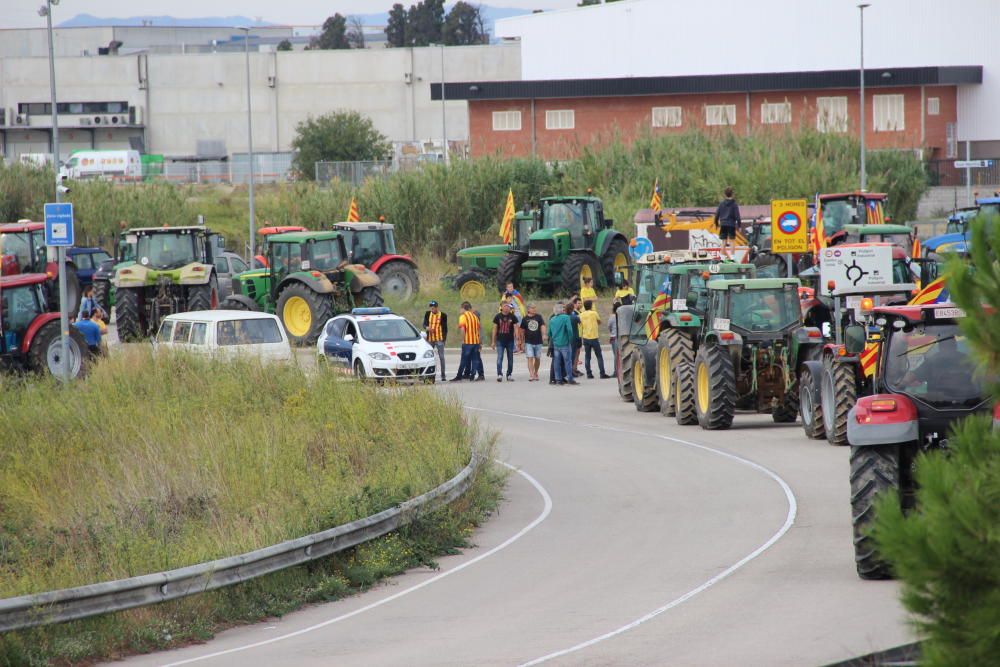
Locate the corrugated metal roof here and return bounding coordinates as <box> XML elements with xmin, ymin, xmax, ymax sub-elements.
<box><xmin>431</xmin><ymin>66</ymin><xmax>982</xmax><ymax>101</ymax></box>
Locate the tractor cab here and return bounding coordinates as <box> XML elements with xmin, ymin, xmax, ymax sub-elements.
<box><xmin>819</xmin><ymin>192</ymin><xmax>889</xmax><ymax>246</ymax></box>
<box><xmin>332</xmin><ymin>222</ymin><xmax>398</xmax><ymax>267</ymax></box>
<box><xmin>708</xmin><ymin>278</ymin><xmax>803</xmax><ymax>337</ymax></box>
<box><xmin>132</xmin><ymin>227</ymin><xmax>213</xmax><ymax>270</ymax></box>
<box><xmin>537</xmin><ymin>196</ymin><xmax>610</xmax><ymax>248</ymax></box>
<box><xmin>842</xmin><ymin>223</ymin><xmax>915</xmax><ymax>254</ymax></box>
<box><xmin>253</xmin><ymin>226</ymin><xmax>307</xmax><ymax>268</ymax></box>
<box><xmin>0</xmin><ymin>221</ymin><xmax>49</xmax><ymax>276</ymax></box>
<box><xmin>0</xmin><ymin>274</ymin><xmax>48</xmax><ymax>355</ymax></box>
<box><xmin>267</xmin><ymin>231</ymin><xmax>350</xmax><ymax>293</ymax></box>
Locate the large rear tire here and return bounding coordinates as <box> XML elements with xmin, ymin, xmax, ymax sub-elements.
<box><xmin>673</xmin><ymin>361</ymin><xmax>698</xmax><ymax>425</ymax></box>
<box><xmin>618</xmin><ymin>343</ymin><xmax>634</xmax><ymax>402</ymax></box>
<box><xmin>28</xmin><ymin>320</ymin><xmax>90</xmax><ymax>379</ymax></box>
<box><xmin>93</xmin><ymin>279</ymin><xmax>110</xmax><ymax>315</ymax></box>
<box><xmin>632</xmin><ymin>348</ymin><xmax>658</xmax><ymax>412</ymax></box>
<box><xmin>277</xmin><ymin>283</ymin><xmax>334</xmax><ymax>346</ymax></box>
<box><xmin>695</xmin><ymin>344</ymin><xmax>735</xmax><ymax>430</ymax></box>
<box><xmin>655</xmin><ymin>337</ymin><xmax>676</xmax><ymax>417</ymax></box>
<box><xmin>772</xmin><ymin>377</ymin><xmax>799</xmax><ymax>423</ymax></box>
<box><xmin>850</xmin><ymin>444</ymin><xmax>899</xmax><ymax>580</ymax></box>
<box><xmin>600</xmin><ymin>237</ymin><xmax>630</xmax><ymax>287</ymax></box>
<box><xmin>799</xmin><ymin>366</ymin><xmax>826</xmax><ymax>439</ymax></box>
<box><xmin>221</xmin><ymin>296</ymin><xmax>253</xmax><ymax>311</ymax></box>
<box><xmin>52</xmin><ymin>267</ymin><xmax>82</xmax><ymax>315</ymax></box>
<box><xmin>454</xmin><ymin>270</ymin><xmax>491</xmax><ymax>301</ymax></box>
<box><xmin>187</xmin><ymin>275</ymin><xmax>220</xmax><ymax>312</ymax></box>
<box><xmin>357</xmin><ymin>285</ymin><xmax>384</xmax><ymax>308</ymax></box>
<box><xmin>378</xmin><ymin>261</ymin><xmax>420</xmax><ymax>301</ymax></box>
<box><xmin>822</xmin><ymin>361</ymin><xmax>857</xmax><ymax>446</ymax></box>
<box><xmin>561</xmin><ymin>253</ymin><xmax>602</xmax><ymax>296</ymax></box>
<box><xmin>497</xmin><ymin>253</ymin><xmax>526</xmax><ymax>293</ymax></box>
<box><xmin>115</xmin><ymin>287</ymin><xmax>144</xmax><ymax>341</ymax></box>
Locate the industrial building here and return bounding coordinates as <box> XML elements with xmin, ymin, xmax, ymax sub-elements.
<box><xmin>435</xmin><ymin>0</ymin><xmax>999</xmax><ymax>183</ymax></box>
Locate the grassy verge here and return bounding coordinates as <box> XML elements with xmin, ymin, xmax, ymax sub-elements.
<box><xmin>0</xmin><ymin>349</ymin><xmax>501</xmax><ymax>665</ymax></box>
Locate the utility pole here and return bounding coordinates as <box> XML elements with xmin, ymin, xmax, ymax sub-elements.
<box><xmin>440</xmin><ymin>43</ymin><xmax>448</xmax><ymax>166</ymax></box>
<box><xmin>239</xmin><ymin>27</ymin><xmax>257</xmax><ymax>260</ymax></box>
<box><xmin>858</xmin><ymin>3</ymin><xmax>870</xmax><ymax>191</ymax></box>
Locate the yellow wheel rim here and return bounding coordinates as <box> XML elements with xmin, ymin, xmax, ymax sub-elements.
<box><xmin>633</xmin><ymin>358</ymin><xmax>644</xmax><ymax>397</ymax></box>
<box><xmin>697</xmin><ymin>361</ymin><xmax>710</xmax><ymax>413</ymax></box>
<box><xmin>614</xmin><ymin>252</ymin><xmax>629</xmax><ymax>282</ymax></box>
<box><xmin>580</xmin><ymin>263</ymin><xmax>593</xmax><ymax>290</ymax></box>
<box><xmin>460</xmin><ymin>279</ymin><xmax>486</xmax><ymax>300</ymax></box>
<box><xmin>283</xmin><ymin>295</ymin><xmax>312</xmax><ymax>337</ymax></box>
<box><xmin>658</xmin><ymin>348</ymin><xmax>671</xmax><ymax>400</ymax></box>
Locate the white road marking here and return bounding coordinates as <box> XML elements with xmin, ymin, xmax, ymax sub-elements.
<box><xmin>160</xmin><ymin>461</ymin><xmax>552</xmax><ymax>666</ymax></box>
<box><xmin>463</xmin><ymin>407</ymin><xmax>798</xmax><ymax>666</ymax></box>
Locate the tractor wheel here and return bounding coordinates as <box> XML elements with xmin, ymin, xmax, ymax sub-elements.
<box><xmin>378</xmin><ymin>261</ymin><xmax>420</xmax><ymax>301</ymax></box>
<box><xmin>772</xmin><ymin>379</ymin><xmax>799</xmax><ymax>423</ymax></box>
<box><xmin>600</xmin><ymin>237</ymin><xmax>630</xmax><ymax>287</ymax></box>
<box><xmin>51</xmin><ymin>266</ymin><xmax>82</xmax><ymax>316</ymax></box>
<box><xmin>850</xmin><ymin>444</ymin><xmax>899</xmax><ymax>580</ymax></box>
<box><xmin>561</xmin><ymin>253</ymin><xmax>602</xmax><ymax>296</ymax></box>
<box><xmin>497</xmin><ymin>254</ymin><xmax>526</xmax><ymax>293</ymax></box>
<box><xmin>187</xmin><ymin>275</ymin><xmax>220</xmax><ymax>312</ymax></box>
<box><xmin>694</xmin><ymin>344</ymin><xmax>736</xmax><ymax>430</ymax></box>
<box><xmin>277</xmin><ymin>283</ymin><xmax>334</xmax><ymax>346</ymax></box>
<box><xmin>618</xmin><ymin>343</ymin><xmax>635</xmax><ymax>402</ymax></box>
<box><xmin>632</xmin><ymin>349</ymin><xmax>657</xmax><ymax>412</ymax></box>
<box><xmin>221</xmin><ymin>296</ymin><xmax>252</xmax><ymax>311</ymax></box>
<box><xmin>358</xmin><ymin>285</ymin><xmax>384</xmax><ymax>308</ymax></box>
<box><xmin>354</xmin><ymin>359</ymin><xmax>367</xmax><ymax>380</ymax></box>
<box><xmin>799</xmin><ymin>366</ymin><xmax>826</xmax><ymax>439</ymax></box>
<box><xmin>822</xmin><ymin>362</ymin><xmax>857</xmax><ymax>446</ymax></box>
<box><xmin>655</xmin><ymin>337</ymin><xmax>676</xmax><ymax>417</ymax></box>
<box><xmin>28</xmin><ymin>320</ymin><xmax>90</xmax><ymax>379</ymax></box>
<box><xmin>93</xmin><ymin>279</ymin><xmax>110</xmax><ymax>315</ymax></box>
<box><xmin>454</xmin><ymin>270</ymin><xmax>490</xmax><ymax>301</ymax></box>
<box><xmin>673</xmin><ymin>361</ymin><xmax>698</xmax><ymax>425</ymax></box>
<box><xmin>115</xmin><ymin>287</ymin><xmax>144</xmax><ymax>342</ymax></box>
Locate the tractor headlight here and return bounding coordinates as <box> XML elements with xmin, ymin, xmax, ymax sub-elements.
<box><xmin>368</xmin><ymin>352</ymin><xmax>391</xmax><ymax>361</ymax></box>
<box><xmin>423</xmin><ymin>349</ymin><xmax>435</xmax><ymax>359</ymax></box>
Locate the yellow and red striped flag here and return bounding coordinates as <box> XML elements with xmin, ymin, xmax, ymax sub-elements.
<box><xmin>649</xmin><ymin>179</ymin><xmax>662</xmax><ymax>213</ymax></box>
<box><xmin>499</xmin><ymin>189</ymin><xmax>516</xmax><ymax>245</ymax></box>
<box><xmin>908</xmin><ymin>276</ymin><xmax>949</xmax><ymax>305</ymax></box>
<box><xmin>860</xmin><ymin>343</ymin><xmax>880</xmax><ymax>377</ymax></box>
<box><xmin>347</xmin><ymin>198</ymin><xmax>361</xmax><ymax>223</ymax></box>
<box><xmin>812</xmin><ymin>193</ymin><xmax>825</xmax><ymax>256</ymax></box>
<box><xmin>866</xmin><ymin>199</ymin><xmax>885</xmax><ymax>225</ymax></box>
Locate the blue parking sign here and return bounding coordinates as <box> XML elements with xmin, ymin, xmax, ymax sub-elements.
<box><xmin>44</xmin><ymin>202</ymin><xmax>75</xmax><ymax>247</ymax></box>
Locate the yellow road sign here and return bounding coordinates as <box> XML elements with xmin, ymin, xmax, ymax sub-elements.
<box><xmin>771</xmin><ymin>199</ymin><xmax>809</xmax><ymax>253</ymax></box>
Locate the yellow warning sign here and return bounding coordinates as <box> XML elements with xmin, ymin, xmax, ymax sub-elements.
<box><xmin>771</xmin><ymin>199</ymin><xmax>809</xmax><ymax>254</ymax></box>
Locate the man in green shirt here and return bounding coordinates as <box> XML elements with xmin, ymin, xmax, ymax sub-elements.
<box><xmin>547</xmin><ymin>303</ymin><xmax>578</xmax><ymax>385</ymax></box>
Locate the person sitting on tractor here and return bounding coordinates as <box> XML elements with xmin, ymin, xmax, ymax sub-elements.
<box><xmin>614</xmin><ymin>279</ymin><xmax>635</xmax><ymax>305</ymax></box>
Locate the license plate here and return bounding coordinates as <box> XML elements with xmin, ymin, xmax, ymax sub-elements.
<box><xmin>934</xmin><ymin>307</ymin><xmax>966</xmax><ymax>318</ymax></box>
<box><xmin>398</xmin><ymin>362</ymin><xmax>420</xmax><ymax>370</ymax></box>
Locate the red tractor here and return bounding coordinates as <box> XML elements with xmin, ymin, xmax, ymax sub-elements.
<box><xmin>0</xmin><ymin>220</ymin><xmax>82</xmax><ymax>314</ymax></box>
<box><xmin>332</xmin><ymin>221</ymin><xmax>420</xmax><ymax>300</ymax></box>
<box><xmin>1</xmin><ymin>273</ymin><xmax>91</xmax><ymax>378</ymax></box>
<box><xmin>844</xmin><ymin>303</ymin><xmax>992</xmax><ymax>579</ymax></box>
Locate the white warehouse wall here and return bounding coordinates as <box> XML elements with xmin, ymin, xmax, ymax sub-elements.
<box><xmin>497</xmin><ymin>0</ymin><xmax>1000</xmax><ymax>142</ymax></box>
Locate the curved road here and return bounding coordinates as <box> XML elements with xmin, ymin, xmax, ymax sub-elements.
<box><xmin>117</xmin><ymin>351</ymin><xmax>911</xmax><ymax>667</ymax></box>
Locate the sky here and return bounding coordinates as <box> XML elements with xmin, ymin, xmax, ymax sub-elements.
<box><xmin>3</xmin><ymin>1</ymin><xmax>580</xmax><ymax>29</ymax></box>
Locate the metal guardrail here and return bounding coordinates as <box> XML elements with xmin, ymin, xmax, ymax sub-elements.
<box><xmin>0</xmin><ymin>455</ymin><xmax>479</xmax><ymax>633</ymax></box>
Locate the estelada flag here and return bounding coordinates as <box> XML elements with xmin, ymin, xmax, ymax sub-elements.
<box><xmin>866</xmin><ymin>199</ymin><xmax>885</xmax><ymax>225</ymax></box>
<box><xmin>649</xmin><ymin>179</ymin><xmax>662</xmax><ymax>213</ymax></box>
<box><xmin>499</xmin><ymin>189</ymin><xmax>516</xmax><ymax>245</ymax></box>
<box><xmin>812</xmin><ymin>193</ymin><xmax>825</xmax><ymax>256</ymax></box>
<box><xmin>347</xmin><ymin>198</ymin><xmax>361</xmax><ymax>223</ymax></box>
<box><xmin>908</xmin><ymin>276</ymin><xmax>949</xmax><ymax>305</ymax></box>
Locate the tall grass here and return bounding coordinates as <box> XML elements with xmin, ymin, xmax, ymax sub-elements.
<box><xmin>0</xmin><ymin>349</ymin><xmax>499</xmax><ymax>663</ymax></box>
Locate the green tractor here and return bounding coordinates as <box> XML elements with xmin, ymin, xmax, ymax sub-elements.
<box><xmin>223</xmin><ymin>230</ymin><xmax>383</xmax><ymax>346</ymax></box>
<box><xmin>453</xmin><ymin>196</ymin><xmax>629</xmax><ymax>299</ymax></box>
<box><xmin>112</xmin><ymin>226</ymin><xmax>224</xmax><ymax>341</ymax></box>
<box><xmin>678</xmin><ymin>278</ymin><xmax>823</xmax><ymax>430</ymax></box>
<box><xmin>615</xmin><ymin>251</ymin><xmax>755</xmax><ymax>421</ymax></box>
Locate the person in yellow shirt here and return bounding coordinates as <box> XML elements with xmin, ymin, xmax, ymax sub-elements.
<box><xmin>614</xmin><ymin>278</ymin><xmax>635</xmax><ymax>305</ymax></box>
<box><xmin>579</xmin><ymin>300</ymin><xmax>611</xmax><ymax>379</ymax></box>
<box><xmin>580</xmin><ymin>276</ymin><xmax>597</xmax><ymax>302</ymax></box>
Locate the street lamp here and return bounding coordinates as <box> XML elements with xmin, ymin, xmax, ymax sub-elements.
<box><xmin>40</xmin><ymin>0</ymin><xmax>71</xmax><ymax>381</ymax></box>
<box><xmin>436</xmin><ymin>43</ymin><xmax>448</xmax><ymax>166</ymax></box>
<box><xmin>237</xmin><ymin>26</ymin><xmax>257</xmax><ymax>260</ymax></box>
<box><xmin>858</xmin><ymin>3</ymin><xmax>870</xmax><ymax>192</ymax></box>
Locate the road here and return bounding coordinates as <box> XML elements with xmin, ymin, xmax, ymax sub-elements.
<box><xmin>115</xmin><ymin>348</ymin><xmax>912</xmax><ymax>667</ymax></box>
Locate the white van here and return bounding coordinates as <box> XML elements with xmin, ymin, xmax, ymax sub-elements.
<box><xmin>153</xmin><ymin>310</ymin><xmax>292</xmax><ymax>363</ymax></box>
<box><xmin>59</xmin><ymin>150</ymin><xmax>142</xmax><ymax>181</ymax></box>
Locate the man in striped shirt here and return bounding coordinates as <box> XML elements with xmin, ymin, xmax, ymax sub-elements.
<box><xmin>452</xmin><ymin>301</ymin><xmax>486</xmax><ymax>381</ymax></box>
<box><xmin>423</xmin><ymin>300</ymin><xmax>448</xmax><ymax>381</ymax></box>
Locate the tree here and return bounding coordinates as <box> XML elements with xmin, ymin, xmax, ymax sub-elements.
<box><xmin>443</xmin><ymin>2</ymin><xmax>487</xmax><ymax>45</ymax></box>
<box><xmin>406</xmin><ymin>0</ymin><xmax>445</xmax><ymax>46</ymax></box>
<box><xmin>276</xmin><ymin>39</ymin><xmax>293</xmax><ymax>51</ymax></box>
<box><xmin>385</xmin><ymin>3</ymin><xmax>407</xmax><ymax>47</ymax></box>
<box><xmin>347</xmin><ymin>16</ymin><xmax>366</xmax><ymax>49</ymax></box>
<box><xmin>291</xmin><ymin>111</ymin><xmax>392</xmax><ymax>180</ymax></box>
<box><xmin>313</xmin><ymin>13</ymin><xmax>350</xmax><ymax>50</ymax></box>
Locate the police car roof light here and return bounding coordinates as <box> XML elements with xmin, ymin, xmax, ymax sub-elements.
<box><xmin>351</xmin><ymin>307</ymin><xmax>392</xmax><ymax>316</ymax></box>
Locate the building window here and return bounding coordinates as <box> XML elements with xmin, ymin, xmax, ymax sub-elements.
<box><xmin>651</xmin><ymin>106</ymin><xmax>682</xmax><ymax>128</ymax></box>
<box><xmin>927</xmin><ymin>97</ymin><xmax>940</xmax><ymax>116</ymax></box>
<box><xmin>545</xmin><ymin>109</ymin><xmax>575</xmax><ymax>130</ymax></box>
<box><xmin>873</xmin><ymin>94</ymin><xmax>905</xmax><ymax>132</ymax></box>
<box><xmin>816</xmin><ymin>96</ymin><xmax>848</xmax><ymax>133</ymax></box>
<box><xmin>705</xmin><ymin>104</ymin><xmax>736</xmax><ymax>126</ymax></box>
<box><xmin>760</xmin><ymin>101</ymin><xmax>791</xmax><ymax>125</ymax></box>
<box><xmin>492</xmin><ymin>110</ymin><xmax>522</xmax><ymax>132</ymax></box>
<box><xmin>946</xmin><ymin>122</ymin><xmax>957</xmax><ymax>159</ymax></box>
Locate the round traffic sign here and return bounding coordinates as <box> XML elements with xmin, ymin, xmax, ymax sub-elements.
<box><xmin>777</xmin><ymin>211</ymin><xmax>802</xmax><ymax>235</ymax></box>
<box><xmin>629</xmin><ymin>236</ymin><xmax>653</xmax><ymax>259</ymax></box>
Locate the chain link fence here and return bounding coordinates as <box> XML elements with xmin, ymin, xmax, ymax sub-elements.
<box><xmin>314</xmin><ymin>157</ymin><xmax>431</xmax><ymax>188</ymax></box>
<box><xmin>141</xmin><ymin>152</ymin><xmax>294</xmax><ymax>184</ymax></box>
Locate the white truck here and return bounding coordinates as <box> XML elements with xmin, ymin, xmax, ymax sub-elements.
<box><xmin>59</xmin><ymin>150</ymin><xmax>142</xmax><ymax>181</ymax></box>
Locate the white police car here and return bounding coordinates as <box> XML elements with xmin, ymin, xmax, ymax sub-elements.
<box><xmin>317</xmin><ymin>307</ymin><xmax>437</xmax><ymax>382</ymax></box>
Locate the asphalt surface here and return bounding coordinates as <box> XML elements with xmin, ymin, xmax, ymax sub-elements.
<box><xmin>113</xmin><ymin>346</ymin><xmax>912</xmax><ymax>667</ymax></box>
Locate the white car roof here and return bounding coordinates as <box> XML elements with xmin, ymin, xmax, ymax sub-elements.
<box><xmin>164</xmin><ymin>310</ymin><xmax>281</xmax><ymax>324</ymax></box>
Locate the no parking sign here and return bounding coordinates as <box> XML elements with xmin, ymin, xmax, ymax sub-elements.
<box><xmin>770</xmin><ymin>199</ymin><xmax>808</xmax><ymax>253</ymax></box>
